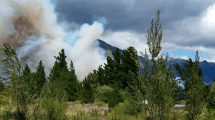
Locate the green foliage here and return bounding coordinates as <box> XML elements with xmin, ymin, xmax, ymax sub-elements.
<box><xmin>0</xmin><ymin>42</ymin><xmax>22</xmax><ymax>85</ymax></box>
<box><xmin>0</xmin><ymin>94</ymin><xmax>9</xmax><ymax>105</ymax></box>
<box><xmin>30</xmin><ymin>98</ymin><xmax>68</xmax><ymax>120</ymax></box>
<box><xmin>169</xmin><ymin>110</ymin><xmax>187</xmax><ymax>120</ymax></box>
<box><xmin>0</xmin><ymin>107</ymin><xmax>17</xmax><ymax>120</ymax></box>
<box><xmin>81</xmin><ymin>75</ymin><xmax>95</xmax><ymax>103</ymax></box>
<box><xmin>61</xmin><ymin>60</ymin><xmax>80</xmax><ymax>102</ymax></box>
<box><xmin>146</xmin><ymin>9</ymin><xmax>162</xmax><ymax>58</ymax></box>
<box><xmin>207</xmin><ymin>82</ymin><xmax>215</xmax><ymax>109</ymax></box>
<box><xmin>21</xmin><ymin>64</ymin><xmax>37</xmax><ymax>103</ymax></box>
<box><xmin>0</xmin><ymin>80</ymin><xmax>4</xmax><ymax>92</ymax></box>
<box><xmin>97</xmin><ymin>65</ymin><xmax>109</xmax><ymax>85</ymax></box>
<box><xmin>97</xmin><ymin>47</ymin><xmax>140</xmax><ymax>91</ymax></box>
<box><xmin>172</xmin><ymin>81</ymin><xmax>186</xmax><ymax>103</ymax></box>
<box><xmin>95</xmin><ymin>101</ymin><xmax>108</xmax><ymax>107</ymax></box>
<box><xmin>40</xmin><ymin>80</ymin><xmax>68</xmax><ymax>102</ymax></box>
<box><xmin>123</xmin><ymin>71</ymin><xmax>144</xmax><ymax>116</ymax></box>
<box><xmin>175</xmin><ymin>51</ymin><xmax>205</xmax><ymax>120</ymax></box>
<box><xmin>48</xmin><ymin>61</ymin><xmax>61</xmax><ymax>82</ymax></box>
<box><xmin>95</xmin><ymin>85</ymin><xmax>114</xmax><ymax>103</ymax></box>
<box><xmin>120</xmin><ymin>47</ymin><xmax>140</xmax><ymax>89</ymax></box>
<box><xmin>34</xmin><ymin>60</ymin><xmax>46</xmax><ymax>97</ymax></box>
<box><xmin>80</xmin><ymin>71</ymin><xmax>99</xmax><ymax>103</ymax></box>
<box><xmin>141</xmin><ymin>10</ymin><xmax>175</xmax><ymax>120</ymax></box>
<box><xmin>48</xmin><ymin>49</ymin><xmax>79</xmax><ymax>102</ymax></box>
<box><xmin>123</xmin><ymin>99</ymin><xmax>143</xmax><ymax>116</ymax></box>
<box><xmin>107</xmin><ymin>87</ymin><xmax>123</xmax><ymax>109</ymax></box>
<box><xmin>54</xmin><ymin>49</ymin><xmax>68</xmax><ymax>72</ymax></box>
<box><xmin>71</xmin><ymin>100</ymin><xmax>82</xmax><ymax>105</ymax></box>
<box><xmin>201</xmin><ymin>108</ymin><xmax>215</xmax><ymax>120</ymax></box>
<box><xmin>143</xmin><ymin>55</ymin><xmax>175</xmax><ymax>120</ymax></box>
<box><xmin>10</xmin><ymin>72</ymin><xmax>28</xmax><ymax>117</ymax></box>
<box><xmin>174</xmin><ymin>59</ymin><xmax>203</xmax><ymax>98</ymax></box>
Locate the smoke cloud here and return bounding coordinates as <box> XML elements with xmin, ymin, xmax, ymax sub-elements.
<box><xmin>0</xmin><ymin>0</ymin><xmax>106</xmax><ymax>81</ymax></box>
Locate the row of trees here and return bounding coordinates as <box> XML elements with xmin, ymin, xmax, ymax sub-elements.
<box><xmin>0</xmin><ymin>10</ymin><xmax>214</xmax><ymax>120</ymax></box>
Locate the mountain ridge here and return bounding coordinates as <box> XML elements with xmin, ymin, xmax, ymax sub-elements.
<box><xmin>97</xmin><ymin>39</ymin><xmax>215</xmax><ymax>85</ymax></box>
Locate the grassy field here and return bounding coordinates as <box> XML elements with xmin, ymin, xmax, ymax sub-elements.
<box><xmin>0</xmin><ymin>91</ymin><xmax>214</xmax><ymax>120</ymax></box>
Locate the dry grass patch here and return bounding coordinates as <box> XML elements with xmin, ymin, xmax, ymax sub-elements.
<box><xmin>66</xmin><ymin>101</ymin><xmax>109</xmax><ymax>119</ymax></box>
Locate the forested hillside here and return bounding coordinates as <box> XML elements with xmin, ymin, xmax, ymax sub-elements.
<box><xmin>98</xmin><ymin>39</ymin><xmax>215</xmax><ymax>86</ymax></box>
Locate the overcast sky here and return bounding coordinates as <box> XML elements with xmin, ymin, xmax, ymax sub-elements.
<box><xmin>54</xmin><ymin>0</ymin><xmax>215</xmax><ymax>62</ymax></box>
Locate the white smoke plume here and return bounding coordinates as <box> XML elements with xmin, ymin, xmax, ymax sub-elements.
<box><xmin>0</xmin><ymin>0</ymin><xmax>107</xmax><ymax>81</ymax></box>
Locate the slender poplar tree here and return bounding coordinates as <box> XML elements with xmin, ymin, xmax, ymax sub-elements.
<box><xmin>141</xmin><ymin>10</ymin><xmax>175</xmax><ymax>120</ymax></box>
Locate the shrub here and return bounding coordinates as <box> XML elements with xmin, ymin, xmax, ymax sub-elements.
<box><xmin>0</xmin><ymin>107</ymin><xmax>16</xmax><ymax>120</ymax></box>
<box><xmin>95</xmin><ymin>102</ymin><xmax>108</xmax><ymax>107</ymax></box>
<box><xmin>107</xmin><ymin>88</ymin><xmax>123</xmax><ymax>109</ymax></box>
<box><xmin>30</xmin><ymin>98</ymin><xmax>68</xmax><ymax>120</ymax></box>
<box><xmin>201</xmin><ymin>108</ymin><xmax>215</xmax><ymax>120</ymax></box>
<box><xmin>0</xmin><ymin>94</ymin><xmax>9</xmax><ymax>105</ymax></box>
<box><xmin>40</xmin><ymin>81</ymin><xmax>68</xmax><ymax>102</ymax></box>
<box><xmin>95</xmin><ymin>85</ymin><xmax>113</xmax><ymax>103</ymax></box>
<box><xmin>123</xmin><ymin>99</ymin><xmax>143</xmax><ymax>116</ymax></box>
<box><xmin>71</xmin><ymin>100</ymin><xmax>82</xmax><ymax>105</ymax></box>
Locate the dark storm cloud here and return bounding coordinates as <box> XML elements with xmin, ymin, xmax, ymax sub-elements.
<box><xmin>54</xmin><ymin>0</ymin><xmax>214</xmax><ymax>33</ymax></box>
<box><xmin>53</xmin><ymin>0</ymin><xmax>215</xmax><ymax>62</ymax></box>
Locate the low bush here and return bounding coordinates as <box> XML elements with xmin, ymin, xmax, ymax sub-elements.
<box><xmin>95</xmin><ymin>101</ymin><xmax>108</xmax><ymax>107</ymax></box>
<box><xmin>95</xmin><ymin>85</ymin><xmax>113</xmax><ymax>103</ymax></box>
<box><xmin>29</xmin><ymin>98</ymin><xmax>68</xmax><ymax>120</ymax></box>
<box><xmin>201</xmin><ymin>108</ymin><xmax>215</xmax><ymax>120</ymax></box>
<box><xmin>0</xmin><ymin>107</ymin><xmax>16</xmax><ymax>119</ymax></box>
<box><xmin>71</xmin><ymin>100</ymin><xmax>82</xmax><ymax>105</ymax></box>
<box><xmin>123</xmin><ymin>99</ymin><xmax>143</xmax><ymax>116</ymax></box>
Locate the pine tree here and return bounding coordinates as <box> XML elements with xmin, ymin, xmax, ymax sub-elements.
<box><xmin>97</xmin><ymin>47</ymin><xmax>141</xmax><ymax>109</ymax></box>
<box><xmin>41</xmin><ymin>80</ymin><xmax>68</xmax><ymax>102</ymax></box>
<box><xmin>97</xmin><ymin>47</ymin><xmax>140</xmax><ymax>90</ymax></box>
<box><xmin>97</xmin><ymin>65</ymin><xmax>109</xmax><ymax>85</ymax></box>
<box><xmin>22</xmin><ymin>64</ymin><xmax>31</xmax><ymax>87</ymax></box>
<box><xmin>65</xmin><ymin>60</ymin><xmax>79</xmax><ymax>101</ymax></box>
<box><xmin>48</xmin><ymin>61</ymin><xmax>61</xmax><ymax>82</ymax></box>
<box><xmin>34</xmin><ymin>60</ymin><xmax>46</xmax><ymax>97</ymax></box>
<box><xmin>54</xmin><ymin>49</ymin><xmax>68</xmax><ymax>72</ymax></box>
<box><xmin>81</xmin><ymin>76</ymin><xmax>94</xmax><ymax>103</ymax></box>
<box><xmin>49</xmin><ymin>49</ymin><xmax>80</xmax><ymax>101</ymax></box>
<box><xmin>49</xmin><ymin>49</ymin><xmax>68</xmax><ymax>82</ymax></box>
<box><xmin>97</xmin><ymin>48</ymin><xmax>122</xmax><ymax>87</ymax></box>
<box><xmin>46</xmin><ymin>52</ymin><xmax>68</xmax><ymax>102</ymax></box>
<box><xmin>112</xmin><ymin>48</ymin><xmax>121</xmax><ymax>66</ymax></box>
<box><xmin>175</xmin><ymin>51</ymin><xmax>204</xmax><ymax>119</ymax></box>
<box><xmin>172</xmin><ymin>83</ymin><xmax>186</xmax><ymax>103</ymax></box>
<box><xmin>174</xmin><ymin>58</ymin><xmax>203</xmax><ymax>99</ymax></box>
<box><xmin>21</xmin><ymin>64</ymin><xmax>35</xmax><ymax>102</ymax></box>
<box><xmin>120</xmin><ymin>46</ymin><xmax>140</xmax><ymax>89</ymax></box>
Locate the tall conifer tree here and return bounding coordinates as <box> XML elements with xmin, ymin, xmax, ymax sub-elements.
<box><xmin>65</xmin><ymin>60</ymin><xmax>79</xmax><ymax>101</ymax></box>
<box><xmin>34</xmin><ymin>60</ymin><xmax>46</xmax><ymax>97</ymax></box>
<box><xmin>81</xmin><ymin>75</ymin><xmax>94</xmax><ymax>103</ymax></box>
<box><xmin>54</xmin><ymin>49</ymin><xmax>68</xmax><ymax>72</ymax></box>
